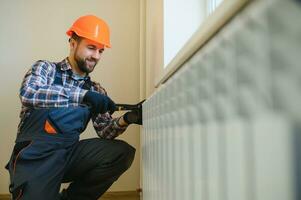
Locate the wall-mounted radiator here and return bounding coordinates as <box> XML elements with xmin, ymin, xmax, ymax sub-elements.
<box><xmin>142</xmin><ymin>0</ymin><xmax>301</xmax><ymax>200</ymax></box>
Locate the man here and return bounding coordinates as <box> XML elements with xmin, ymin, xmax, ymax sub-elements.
<box><xmin>5</xmin><ymin>15</ymin><xmax>141</xmax><ymax>200</ymax></box>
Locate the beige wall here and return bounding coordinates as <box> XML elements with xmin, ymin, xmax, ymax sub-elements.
<box><xmin>0</xmin><ymin>0</ymin><xmax>141</xmax><ymax>193</ymax></box>
<box><xmin>138</xmin><ymin>0</ymin><xmax>162</xmax><ymax>192</ymax></box>
<box><xmin>144</xmin><ymin>0</ymin><xmax>163</xmax><ymax>97</ymax></box>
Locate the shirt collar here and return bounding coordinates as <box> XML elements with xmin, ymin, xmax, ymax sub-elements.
<box><xmin>59</xmin><ymin>57</ymin><xmax>73</xmax><ymax>71</ymax></box>
<box><xmin>58</xmin><ymin>57</ymin><xmax>91</xmax><ymax>81</ymax></box>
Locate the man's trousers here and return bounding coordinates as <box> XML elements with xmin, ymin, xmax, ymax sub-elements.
<box><xmin>7</xmin><ymin>138</ymin><xmax>135</xmax><ymax>200</ymax></box>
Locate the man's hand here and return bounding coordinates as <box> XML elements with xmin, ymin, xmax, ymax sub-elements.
<box><xmin>122</xmin><ymin>99</ymin><xmax>144</xmax><ymax>125</ymax></box>
<box><xmin>83</xmin><ymin>91</ymin><xmax>116</xmax><ymax>115</ymax></box>
<box><xmin>123</xmin><ymin>110</ymin><xmax>142</xmax><ymax>125</ymax></box>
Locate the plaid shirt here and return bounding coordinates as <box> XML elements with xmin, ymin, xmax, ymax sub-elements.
<box><xmin>18</xmin><ymin>58</ymin><xmax>128</xmax><ymax>139</ymax></box>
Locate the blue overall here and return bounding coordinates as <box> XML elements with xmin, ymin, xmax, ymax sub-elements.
<box><xmin>6</xmin><ymin>64</ymin><xmax>91</xmax><ymax>199</ymax></box>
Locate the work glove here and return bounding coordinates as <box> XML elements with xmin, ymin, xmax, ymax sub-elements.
<box><xmin>83</xmin><ymin>91</ymin><xmax>116</xmax><ymax>115</ymax></box>
<box><xmin>123</xmin><ymin>100</ymin><xmax>144</xmax><ymax>125</ymax></box>
<box><xmin>123</xmin><ymin>110</ymin><xmax>142</xmax><ymax>125</ymax></box>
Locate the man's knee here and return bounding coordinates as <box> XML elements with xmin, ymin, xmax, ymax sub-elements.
<box><xmin>114</xmin><ymin>140</ymin><xmax>136</xmax><ymax>171</ymax></box>
<box><xmin>89</xmin><ymin>139</ymin><xmax>136</xmax><ymax>182</ymax></box>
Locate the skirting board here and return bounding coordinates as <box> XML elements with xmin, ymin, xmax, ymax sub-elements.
<box><xmin>0</xmin><ymin>194</ymin><xmax>9</xmax><ymax>200</ymax></box>
<box><xmin>0</xmin><ymin>191</ymin><xmax>139</xmax><ymax>200</ymax></box>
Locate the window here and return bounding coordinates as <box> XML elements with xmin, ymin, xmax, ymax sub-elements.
<box><xmin>163</xmin><ymin>0</ymin><xmax>224</xmax><ymax>68</ymax></box>
<box><xmin>153</xmin><ymin>0</ymin><xmax>250</xmax><ymax>86</ymax></box>
<box><xmin>207</xmin><ymin>0</ymin><xmax>224</xmax><ymax>15</ymax></box>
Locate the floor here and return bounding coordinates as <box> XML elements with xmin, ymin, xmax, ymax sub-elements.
<box><xmin>100</xmin><ymin>196</ymin><xmax>140</xmax><ymax>200</ymax></box>
<box><xmin>0</xmin><ymin>193</ymin><xmax>141</xmax><ymax>200</ymax></box>
<box><xmin>99</xmin><ymin>191</ymin><xmax>140</xmax><ymax>200</ymax></box>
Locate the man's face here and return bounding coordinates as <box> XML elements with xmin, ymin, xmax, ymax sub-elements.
<box><xmin>73</xmin><ymin>38</ymin><xmax>104</xmax><ymax>74</ymax></box>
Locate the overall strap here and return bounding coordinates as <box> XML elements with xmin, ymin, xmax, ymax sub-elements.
<box><xmin>53</xmin><ymin>63</ymin><xmax>64</xmax><ymax>85</ymax></box>
<box><xmin>82</xmin><ymin>76</ymin><xmax>92</xmax><ymax>90</ymax></box>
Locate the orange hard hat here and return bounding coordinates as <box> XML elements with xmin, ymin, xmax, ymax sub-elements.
<box><xmin>66</xmin><ymin>15</ymin><xmax>111</xmax><ymax>48</ymax></box>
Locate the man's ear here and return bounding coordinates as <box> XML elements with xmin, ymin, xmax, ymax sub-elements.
<box><xmin>69</xmin><ymin>38</ymin><xmax>77</xmax><ymax>51</ymax></box>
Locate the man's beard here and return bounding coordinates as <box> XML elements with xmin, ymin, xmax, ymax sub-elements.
<box><xmin>74</xmin><ymin>53</ymin><xmax>98</xmax><ymax>74</ymax></box>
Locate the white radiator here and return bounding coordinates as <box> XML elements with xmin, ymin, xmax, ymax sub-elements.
<box><xmin>142</xmin><ymin>0</ymin><xmax>301</xmax><ymax>200</ymax></box>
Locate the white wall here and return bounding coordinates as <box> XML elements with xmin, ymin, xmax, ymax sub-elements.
<box><xmin>0</xmin><ymin>0</ymin><xmax>141</xmax><ymax>193</ymax></box>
